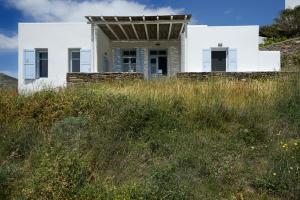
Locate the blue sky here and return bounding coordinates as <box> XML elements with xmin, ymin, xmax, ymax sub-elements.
<box><xmin>0</xmin><ymin>0</ymin><xmax>285</xmax><ymax>78</ymax></box>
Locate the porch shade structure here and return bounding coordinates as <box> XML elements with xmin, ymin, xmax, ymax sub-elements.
<box><xmin>86</xmin><ymin>14</ymin><xmax>192</xmax><ymax>41</ymax></box>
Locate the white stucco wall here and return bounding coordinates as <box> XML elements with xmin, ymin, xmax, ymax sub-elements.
<box><xmin>18</xmin><ymin>23</ymin><xmax>91</xmax><ymax>92</ymax></box>
<box><xmin>96</xmin><ymin>26</ymin><xmax>112</xmax><ymax>72</ymax></box>
<box><xmin>185</xmin><ymin>25</ymin><xmax>259</xmax><ymax>72</ymax></box>
<box><xmin>184</xmin><ymin>25</ymin><xmax>281</xmax><ymax>72</ymax></box>
<box><xmin>258</xmin><ymin>51</ymin><xmax>281</xmax><ymax>71</ymax></box>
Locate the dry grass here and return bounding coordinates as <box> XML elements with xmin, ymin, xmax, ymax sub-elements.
<box><xmin>0</xmin><ymin>76</ymin><xmax>299</xmax><ymax>199</ymax></box>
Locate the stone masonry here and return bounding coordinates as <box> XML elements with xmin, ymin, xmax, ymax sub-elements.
<box><xmin>67</xmin><ymin>73</ymin><xmax>144</xmax><ymax>84</ymax></box>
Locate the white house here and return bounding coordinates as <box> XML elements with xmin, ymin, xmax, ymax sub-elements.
<box><xmin>18</xmin><ymin>14</ymin><xmax>280</xmax><ymax>92</ymax></box>
<box><xmin>285</xmin><ymin>0</ymin><xmax>300</xmax><ymax>9</ymax></box>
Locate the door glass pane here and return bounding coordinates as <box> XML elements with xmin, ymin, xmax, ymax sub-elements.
<box><xmin>123</xmin><ymin>64</ymin><xmax>129</xmax><ymax>72</ymax></box>
<box><xmin>123</xmin><ymin>51</ymin><xmax>130</xmax><ymax>56</ymax></box>
<box><xmin>130</xmin><ymin>50</ymin><xmax>136</xmax><ymax>56</ymax></box>
<box><xmin>39</xmin><ymin>52</ymin><xmax>48</xmax><ymax>59</ymax></box>
<box><xmin>72</xmin><ymin>52</ymin><xmax>80</xmax><ymax>59</ymax></box>
<box><xmin>150</xmin><ymin>51</ymin><xmax>157</xmax><ymax>56</ymax></box>
<box><xmin>131</xmin><ymin>58</ymin><xmax>136</xmax><ymax>64</ymax></box>
<box><xmin>131</xmin><ymin>64</ymin><xmax>136</xmax><ymax>72</ymax></box>
<box><xmin>123</xmin><ymin>58</ymin><xmax>129</xmax><ymax>64</ymax></box>
<box><xmin>72</xmin><ymin>59</ymin><xmax>80</xmax><ymax>72</ymax></box>
<box><xmin>150</xmin><ymin>58</ymin><xmax>156</xmax><ymax>64</ymax></box>
<box><xmin>40</xmin><ymin>60</ymin><xmax>48</xmax><ymax>77</ymax></box>
<box><xmin>150</xmin><ymin>58</ymin><xmax>157</xmax><ymax>74</ymax></box>
<box><xmin>158</xmin><ymin>50</ymin><xmax>167</xmax><ymax>55</ymax></box>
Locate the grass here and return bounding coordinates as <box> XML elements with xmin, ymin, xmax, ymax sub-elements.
<box><xmin>0</xmin><ymin>75</ymin><xmax>299</xmax><ymax>199</ymax></box>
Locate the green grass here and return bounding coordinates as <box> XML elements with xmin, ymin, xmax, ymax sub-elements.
<box><xmin>0</xmin><ymin>75</ymin><xmax>299</xmax><ymax>199</ymax></box>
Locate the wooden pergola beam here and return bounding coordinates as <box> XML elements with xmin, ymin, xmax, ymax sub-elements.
<box><xmin>129</xmin><ymin>17</ymin><xmax>140</xmax><ymax>40</ymax></box>
<box><xmin>157</xmin><ymin>16</ymin><xmax>160</xmax><ymax>40</ymax></box>
<box><xmin>143</xmin><ymin>16</ymin><xmax>149</xmax><ymax>40</ymax></box>
<box><xmin>101</xmin><ymin>16</ymin><xmax>119</xmax><ymax>40</ymax></box>
<box><xmin>168</xmin><ymin>16</ymin><xmax>173</xmax><ymax>40</ymax></box>
<box><xmin>178</xmin><ymin>15</ymin><xmax>188</xmax><ymax>39</ymax></box>
<box><xmin>87</xmin><ymin>20</ymin><xmax>189</xmax><ymax>25</ymax></box>
<box><xmin>114</xmin><ymin>17</ymin><xmax>129</xmax><ymax>40</ymax></box>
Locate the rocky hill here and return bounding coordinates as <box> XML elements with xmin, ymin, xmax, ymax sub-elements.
<box><xmin>260</xmin><ymin>37</ymin><xmax>300</xmax><ymax>71</ymax></box>
<box><xmin>0</xmin><ymin>73</ymin><xmax>18</xmax><ymax>90</ymax></box>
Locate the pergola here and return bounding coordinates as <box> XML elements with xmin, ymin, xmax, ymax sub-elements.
<box><xmin>86</xmin><ymin>14</ymin><xmax>192</xmax><ymax>41</ymax></box>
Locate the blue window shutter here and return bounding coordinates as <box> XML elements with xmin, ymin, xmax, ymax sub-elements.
<box><xmin>228</xmin><ymin>48</ymin><xmax>237</xmax><ymax>72</ymax></box>
<box><xmin>203</xmin><ymin>49</ymin><xmax>211</xmax><ymax>72</ymax></box>
<box><xmin>80</xmin><ymin>49</ymin><xmax>91</xmax><ymax>73</ymax></box>
<box><xmin>24</xmin><ymin>49</ymin><xmax>36</xmax><ymax>79</ymax></box>
<box><xmin>113</xmin><ymin>48</ymin><xmax>122</xmax><ymax>72</ymax></box>
<box><xmin>136</xmin><ymin>48</ymin><xmax>144</xmax><ymax>73</ymax></box>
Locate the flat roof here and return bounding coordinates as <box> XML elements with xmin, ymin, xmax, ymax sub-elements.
<box><xmin>86</xmin><ymin>14</ymin><xmax>192</xmax><ymax>41</ymax></box>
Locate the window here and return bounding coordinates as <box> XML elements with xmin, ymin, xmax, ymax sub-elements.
<box><xmin>69</xmin><ymin>49</ymin><xmax>81</xmax><ymax>72</ymax></box>
<box><xmin>36</xmin><ymin>50</ymin><xmax>48</xmax><ymax>78</ymax></box>
<box><xmin>122</xmin><ymin>50</ymin><xmax>136</xmax><ymax>72</ymax></box>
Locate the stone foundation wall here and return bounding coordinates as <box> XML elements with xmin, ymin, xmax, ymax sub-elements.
<box><xmin>67</xmin><ymin>73</ymin><xmax>144</xmax><ymax>84</ymax></box>
<box><xmin>177</xmin><ymin>72</ymin><xmax>297</xmax><ymax>80</ymax></box>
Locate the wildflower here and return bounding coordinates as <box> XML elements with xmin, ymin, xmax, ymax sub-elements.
<box><xmin>273</xmin><ymin>172</ymin><xmax>277</xmax><ymax>176</ymax></box>
<box><xmin>294</xmin><ymin>142</ymin><xmax>298</xmax><ymax>146</ymax></box>
<box><xmin>290</xmin><ymin>167</ymin><xmax>294</xmax><ymax>170</ymax></box>
<box><xmin>282</xmin><ymin>143</ymin><xmax>288</xmax><ymax>149</ymax></box>
<box><xmin>244</xmin><ymin>129</ymin><xmax>249</xmax><ymax>133</ymax></box>
<box><xmin>251</xmin><ymin>146</ymin><xmax>255</xmax><ymax>150</ymax></box>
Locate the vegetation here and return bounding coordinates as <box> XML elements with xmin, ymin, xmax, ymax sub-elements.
<box><xmin>0</xmin><ymin>73</ymin><xmax>17</xmax><ymax>90</ymax></box>
<box><xmin>260</xmin><ymin>6</ymin><xmax>300</xmax><ymax>45</ymax></box>
<box><xmin>0</xmin><ymin>76</ymin><xmax>299</xmax><ymax>199</ymax></box>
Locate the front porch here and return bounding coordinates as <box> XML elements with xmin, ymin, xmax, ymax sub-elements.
<box><xmin>87</xmin><ymin>15</ymin><xmax>191</xmax><ymax>79</ymax></box>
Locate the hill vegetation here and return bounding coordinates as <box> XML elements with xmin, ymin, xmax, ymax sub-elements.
<box><xmin>260</xmin><ymin>6</ymin><xmax>300</xmax><ymax>45</ymax></box>
<box><xmin>0</xmin><ymin>76</ymin><xmax>299</xmax><ymax>199</ymax></box>
<box><xmin>0</xmin><ymin>73</ymin><xmax>17</xmax><ymax>90</ymax></box>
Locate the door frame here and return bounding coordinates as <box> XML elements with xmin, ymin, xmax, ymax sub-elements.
<box><xmin>211</xmin><ymin>47</ymin><xmax>228</xmax><ymax>72</ymax></box>
<box><xmin>148</xmin><ymin>49</ymin><xmax>168</xmax><ymax>78</ymax></box>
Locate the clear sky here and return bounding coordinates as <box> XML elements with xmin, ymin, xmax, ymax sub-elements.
<box><xmin>0</xmin><ymin>0</ymin><xmax>285</xmax><ymax>78</ymax></box>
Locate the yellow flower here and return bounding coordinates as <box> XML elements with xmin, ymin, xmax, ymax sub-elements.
<box><xmin>273</xmin><ymin>172</ymin><xmax>277</xmax><ymax>176</ymax></box>
<box><xmin>294</xmin><ymin>143</ymin><xmax>298</xmax><ymax>146</ymax></box>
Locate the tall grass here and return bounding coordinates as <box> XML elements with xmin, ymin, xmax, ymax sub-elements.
<box><xmin>0</xmin><ymin>75</ymin><xmax>299</xmax><ymax>199</ymax></box>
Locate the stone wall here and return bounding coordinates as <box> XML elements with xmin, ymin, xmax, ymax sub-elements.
<box><xmin>168</xmin><ymin>46</ymin><xmax>181</xmax><ymax>76</ymax></box>
<box><xmin>67</xmin><ymin>73</ymin><xmax>144</xmax><ymax>84</ymax></box>
<box><xmin>177</xmin><ymin>72</ymin><xmax>297</xmax><ymax>80</ymax></box>
<box><xmin>261</xmin><ymin>37</ymin><xmax>300</xmax><ymax>56</ymax></box>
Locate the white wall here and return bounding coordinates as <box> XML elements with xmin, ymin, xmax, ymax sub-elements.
<box><xmin>185</xmin><ymin>25</ymin><xmax>281</xmax><ymax>72</ymax></box>
<box><xmin>185</xmin><ymin>25</ymin><xmax>259</xmax><ymax>72</ymax></box>
<box><xmin>18</xmin><ymin>23</ymin><xmax>91</xmax><ymax>92</ymax></box>
<box><xmin>96</xmin><ymin>26</ymin><xmax>112</xmax><ymax>72</ymax></box>
<box><xmin>258</xmin><ymin>51</ymin><xmax>281</xmax><ymax>71</ymax></box>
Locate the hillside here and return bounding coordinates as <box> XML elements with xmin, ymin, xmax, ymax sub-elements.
<box><xmin>260</xmin><ymin>37</ymin><xmax>300</xmax><ymax>71</ymax></box>
<box><xmin>0</xmin><ymin>73</ymin><xmax>17</xmax><ymax>90</ymax></box>
<box><xmin>0</xmin><ymin>77</ymin><xmax>299</xmax><ymax>199</ymax></box>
